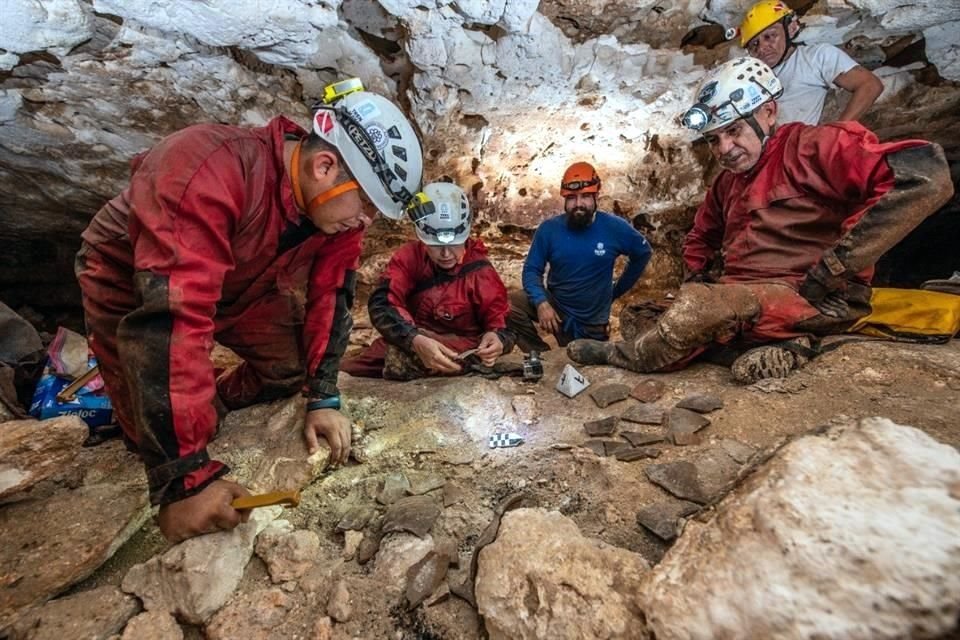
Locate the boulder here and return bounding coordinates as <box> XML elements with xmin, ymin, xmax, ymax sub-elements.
<box><xmin>641</xmin><ymin>418</ymin><xmax>960</xmax><ymax>639</ymax></box>
<box><xmin>122</xmin><ymin>507</ymin><xmax>279</xmax><ymax>625</ymax></box>
<box><xmin>476</xmin><ymin>508</ymin><xmax>648</xmax><ymax>640</ymax></box>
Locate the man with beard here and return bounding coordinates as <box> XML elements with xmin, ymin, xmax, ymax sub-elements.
<box><xmin>341</xmin><ymin>182</ymin><xmax>514</xmax><ymax>379</ymax></box>
<box><xmin>567</xmin><ymin>57</ymin><xmax>952</xmax><ymax>382</ymax></box>
<box><xmin>507</xmin><ymin>162</ymin><xmax>652</xmax><ymax>352</ymax></box>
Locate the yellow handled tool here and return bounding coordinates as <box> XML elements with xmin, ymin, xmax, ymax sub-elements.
<box><xmin>231</xmin><ymin>489</ymin><xmax>301</xmax><ymax>510</ymax></box>
<box><xmin>56</xmin><ymin>364</ymin><xmax>101</xmax><ymax>403</ymax></box>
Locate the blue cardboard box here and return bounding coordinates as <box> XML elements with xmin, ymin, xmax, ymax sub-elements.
<box><xmin>29</xmin><ymin>370</ymin><xmax>113</xmax><ymax>429</ymax></box>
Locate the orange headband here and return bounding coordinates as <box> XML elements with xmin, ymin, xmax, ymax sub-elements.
<box><xmin>290</xmin><ymin>140</ymin><xmax>360</xmax><ymax>213</ymax></box>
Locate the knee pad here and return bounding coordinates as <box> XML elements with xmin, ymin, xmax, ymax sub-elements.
<box><xmin>658</xmin><ymin>283</ymin><xmax>760</xmax><ymax>350</ymax></box>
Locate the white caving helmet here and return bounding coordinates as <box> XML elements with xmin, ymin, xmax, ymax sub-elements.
<box><xmin>406</xmin><ymin>182</ymin><xmax>472</xmax><ymax>246</ymax></box>
<box><xmin>312</xmin><ymin>78</ymin><xmax>424</xmax><ymax>220</ymax></box>
<box><xmin>680</xmin><ymin>57</ymin><xmax>783</xmax><ymax>136</ymax></box>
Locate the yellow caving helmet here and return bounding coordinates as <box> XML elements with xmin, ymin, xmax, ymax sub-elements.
<box><xmin>739</xmin><ymin>0</ymin><xmax>795</xmax><ymax>48</ymax></box>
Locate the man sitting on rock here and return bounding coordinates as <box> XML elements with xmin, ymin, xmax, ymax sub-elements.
<box><xmin>508</xmin><ymin>162</ymin><xmax>653</xmax><ymax>352</ymax></box>
<box><xmin>341</xmin><ymin>182</ymin><xmax>514</xmax><ymax>380</ymax></box>
<box><xmin>739</xmin><ymin>0</ymin><xmax>883</xmax><ymax>126</ymax></box>
<box><xmin>75</xmin><ymin>80</ymin><xmax>424</xmax><ymax>542</ymax></box>
<box><xmin>568</xmin><ymin>57</ymin><xmax>953</xmax><ymax>382</ymax></box>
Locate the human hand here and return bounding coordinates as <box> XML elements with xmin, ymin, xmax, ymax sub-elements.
<box><xmin>411</xmin><ymin>335</ymin><xmax>462</xmax><ymax>374</ymax></box>
<box><xmin>475</xmin><ymin>331</ymin><xmax>504</xmax><ymax>366</ymax></box>
<box><xmin>304</xmin><ymin>408</ymin><xmax>352</xmax><ymax>465</ymax></box>
<box><xmin>157</xmin><ymin>479</ymin><xmax>251</xmax><ymax>543</ymax></box>
<box><xmin>536</xmin><ymin>301</ymin><xmax>560</xmax><ymax>334</ymax></box>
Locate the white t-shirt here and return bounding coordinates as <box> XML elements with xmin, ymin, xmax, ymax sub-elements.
<box><xmin>774</xmin><ymin>43</ymin><xmax>858</xmax><ymax>125</ymax></box>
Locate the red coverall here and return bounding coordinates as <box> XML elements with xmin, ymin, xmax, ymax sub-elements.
<box><xmin>679</xmin><ymin>121</ymin><xmax>930</xmax><ymax>344</ymax></box>
<box><xmin>340</xmin><ymin>239</ymin><xmax>513</xmax><ymax>377</ymax></box>
<box><xmin>76</xmin><ymin>116</ymin><xmax>361</xmax><ymax>506</ymax></box>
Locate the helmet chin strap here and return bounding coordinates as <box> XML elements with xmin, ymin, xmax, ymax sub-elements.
<box><xmin>744</xmin><ymin>114</ymin><xmax>776</xmax><ymax>152</ymax></box>
<box><xmin>291</xmin><ymin>140</ymin><xmax>360</xmax><ymax>216</ymax></box>
<box><xmin>770</xmin><ymin>17</ymin><xmax>796</xmax><ymax>68</ymax></box>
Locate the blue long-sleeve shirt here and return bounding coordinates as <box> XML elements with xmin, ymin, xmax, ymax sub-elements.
<box><xmin>522</xmin><ymin>211</ymin><xmax>652</xmax><ymax>335</ymax></box>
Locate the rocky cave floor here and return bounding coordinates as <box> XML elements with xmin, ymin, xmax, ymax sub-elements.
<box><xmin>3</xmin><ymin>334</ymin><xmax>958</xmax><ymax>639</ymax></box>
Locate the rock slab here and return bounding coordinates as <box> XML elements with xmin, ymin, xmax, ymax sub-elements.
<box><xmin>620</xmin><ymin>403</ymin><xmax>665</xmax><ymax>425</ymax></box>
<box><xmin>674</xmin><ymin>394</ymin><xmax>723</xmax><ymax>413</ymax></box>
<box><xmin>0</xmin><ymin>416</ymin><xmax>88</xmax><ymax>500</ymax></box>
<box><xmin>476</xmin><ymin>508</ymin><xmax>649</xmax><ymax>640</ymax></box>
<box><xmin>636</xmin><ymin>499</ymin><xmax>700</xmax><ymax>541</ymax></box>
<box><xmin>382</xmin><ymin>495</ymin><xmax>440</xmax><ymax>538</ymax></box>
<box><xmin>665</xmin><ymin>407</ymin><xmax>710</xmax><ymax>435</ymax></box>
<box><xmin>641</xmin><ymin>418</ymin><xmax>960</xmax><ymax>639</ymax></box>
<box><xmin>8</xmin><ymin>585</ymin><xmax>140</xmax><ymax>640</ymax></box>
<box><xmin>589</xmin><ymin>384</ymin><xmax>631</xmax><ymax>408</ymax></box>
<box><xmin>629</xmin><ymin>379</ymin><xmax>665</xmax><ymax>403</ymax></box>
<box><xmin>0</xmin><ymin>484</ymin><xmax>149</xmax><ymax>631</ymax></box>
<box><xmin>583</xmin><ymin>415</ymin><xmax>617</xmax><ymax>437</ymax></box>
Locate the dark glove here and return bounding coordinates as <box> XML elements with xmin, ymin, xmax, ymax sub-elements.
<box><xmin>799</xmin><ymin>260</ymin><xmax>844</xmax><ymax>304</ymax></box>
<box><xmin>799</xmin><ymin>261</ymin><xmax>850</xmax><ymax>318</ymax></box>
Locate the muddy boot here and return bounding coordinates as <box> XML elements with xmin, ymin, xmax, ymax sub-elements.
<box><xmin>566</xmin><ymin>340</ymin><xmax>646</xmax><ymax>372</ymax></box>
<box><xmin>566</xmin><ymin>339</ymin><xmax>614</xmax><ymax>365</ymax></box>
<box><xmin>729</xmin><ymin>337</ymin><xmax>812</xmax><ymax>384</ymax></box>
<box><xmin>382</xmin><ymin>345</ymin><xmax>429</xmax><ymax>381</ymax></box>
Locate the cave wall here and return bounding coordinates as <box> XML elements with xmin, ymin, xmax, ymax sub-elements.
<box><xmin>1</xmin><ymin>0</ymin><xmax>959</xmax><ymax>326</ymax></box>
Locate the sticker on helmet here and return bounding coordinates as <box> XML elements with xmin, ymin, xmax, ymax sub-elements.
<box><xmin>315</xmin><ymin>111</ymin><xmax>335</xmax><ymax>135</ymax></box>
<box><xmin>350</xmin><ymin>100</ymin><xmax>381</xmax><ymax>122</ymax></box>
<box><xmin>439</xmin><ymin>202</ymin><xmax>452</xmax><ymax>221</ymax></box>
<box><xmin>365</xmin><ymin>123</ymin><xmax>388</xmax><ymax>150</ymax></box>
<box><xmin>698</xmin><ymin>81</ymin><xmax>718</xmax><ymax>104</ymax></box>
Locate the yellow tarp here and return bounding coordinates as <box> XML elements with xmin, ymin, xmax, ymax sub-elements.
<box><xmin>850</xmin><ymin>288</ymin><xmax>960</xmax><ymax>339</ymax></box>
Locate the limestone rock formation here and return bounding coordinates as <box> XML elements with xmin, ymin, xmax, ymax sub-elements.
<box><xmin>475</xmin><ymin>507</ymin><xmax>649</xmax><ymax>640</ymax></box>
<box><xmin>641</xmin><ymin>417</ymin><xmax>960</xmax><ymax>639</ymax></box>
<box><xmin>2</xmin><ymin>0</ymin><xmax>958</xmax><ymax>313</ymax></box>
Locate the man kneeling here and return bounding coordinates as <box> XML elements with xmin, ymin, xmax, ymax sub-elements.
<box><xmin>568</xmin><ymin>57</ymin><xmax>953</xmax><ymax>383</ymax></box>
<box><xmin>341</xmin><ymin>182</ymin><xmax>514</xmax><ymax>380</ymax></box>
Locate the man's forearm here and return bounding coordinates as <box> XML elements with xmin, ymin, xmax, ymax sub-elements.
<box><xmin>838</xmin><ymin>86</ymin><xmax>881</xmax><ymax>122</ymax></box>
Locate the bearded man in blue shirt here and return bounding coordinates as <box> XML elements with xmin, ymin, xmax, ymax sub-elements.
<box><xmin>508</xmin><ymin>162</ymin><xmax>653</xmax><ymax>352</ymax></box>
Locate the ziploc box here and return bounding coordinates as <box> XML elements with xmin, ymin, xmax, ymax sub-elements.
<box><xmin>29</xmin><ymin>367</ymin><xmax>113</xmax><ymax>429</ymax></box>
